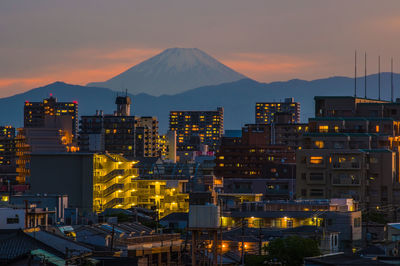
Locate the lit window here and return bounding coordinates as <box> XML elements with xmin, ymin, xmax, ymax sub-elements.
<box><xmin>334</xmin><ymin>126</ymin><xmax>339</xmax><ymax>132</ymax></box>
<box><xmin>310</xmin><ymin>156</ymin><xmax>324</xmax><ymax>164</ymax></box>
<box><xmin>319</xmin><ymin>125</ymin><xmax>329</xmax><ymax>133</ymax></box>
<box><xmin>315</xmin><ymin>141</ymin><xmax>324</xmax><ymax>149</ymax></box>
<box><xmin>376</xmin><ymin>125</ymin><xmax>380</xmax><ymax>132</ymax></box>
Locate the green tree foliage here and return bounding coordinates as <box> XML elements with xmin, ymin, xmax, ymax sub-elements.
<box><xmin>265</xmin><ymin>236</ymin><xmax>320</xmax><ymax>266</ymax></box>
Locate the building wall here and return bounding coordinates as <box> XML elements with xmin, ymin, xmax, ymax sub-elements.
<box><xmin>135</xmin><ymin>117</ymin><xmax>159</xmax><ymax>157</ymax></box>
<box><xmin>296</xmin><ymin>149</ymin><xmax>400</xmax><ymax>208</ymax></box>
<box><xmin>0</xmin><ymin>208</ymin><xmax>25</xmax><ymax>229</ymax></box>
<box><xmin>30</xmin><ymin>153</ymin><xmax>94</xmax><ymax>214</ymax></box>
<box><xmin>0</xmin><ymin>126</ymin><xmax>16</xmax><ymax>182</ymax></box>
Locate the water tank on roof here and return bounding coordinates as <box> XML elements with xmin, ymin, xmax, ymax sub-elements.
<box><xmin>189</xmin><ymin>205</ymin><xmax>220</xmax><ymax>229</ymax></box>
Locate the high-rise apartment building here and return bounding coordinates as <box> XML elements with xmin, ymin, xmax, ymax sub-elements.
<box><xmin>297</xmin><ymin>96</ymin><xmax>400</xmax><ymax>211</ymax></box>
<box><xmin>256</xmin><ymin>98</ymin><xmax>300</xmax><ymax>124</ymax></box>
<box><xmin>158</xmin><ymin>131</ymin><xmax>177</xmax><ymax>162</ymax></box>
<box><xmin>169</xmin><ymin>107</ymin><xmax>224</xmax><ymax>151</ymax></box>
<box><xmin>135</xmin><ymin>117</ymin><xmax>159</xmax><ymax>157</ymax></box>
<box><xmin>0</xmin><ymin>126</ymin><xmax>17</xmax><ymax>183</ymax></box>
<box><xmin>79</xmin><ymin>96</ymin><xmax>160</xmax><ymax>159</ymax></box>
<box><xmin>24</xmin><ymin>95</ymin><xmax>78</xmax><ymax>138</ymax></box>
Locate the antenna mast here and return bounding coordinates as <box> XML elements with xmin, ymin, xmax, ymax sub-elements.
<box><xmin>354</xmin><ymin>50</ymin><xmax>357</xmax><ymax>98</ymax></box>
<box><xmin>378</xmin><ymin>56</ymin><xmax>381</xmax><ymax>100</ymax></box>
<box><xmin>391</xmin><ymin>57</ymin><xmax>394</xmax><ymax>102</ymax></box>
<box><xmin>364</xmin><ymin>52</ymin><xmax>367</xmax><ymax>99</ymax></box>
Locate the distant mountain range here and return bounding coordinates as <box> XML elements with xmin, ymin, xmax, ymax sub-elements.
<box><xmin>1</xmin><ymin>73</ymin><xmax>399</xmax><ymax>133</ymax></box>
<box><xmin>87</xmin><ymin>47</ymin><xmax>247</xmax><ymax>96</ymax></box>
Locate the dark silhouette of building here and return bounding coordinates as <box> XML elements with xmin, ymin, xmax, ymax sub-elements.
<box><xmin>79</xmin><ymin>96</ymin><xmax>159</xmax><ymax>159</ymax></box>
<box><xmin>24</xmin><ymin>95</ymin><xmax>78</xmax><ymax>139</ymax></box>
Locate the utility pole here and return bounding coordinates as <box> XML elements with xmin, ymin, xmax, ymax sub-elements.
<box><xmin>258</xmin><ymin>221</ymin><xmax>262</xmax><ymax>255</ymax></box>
<box><xmin>110</xmin><ymin>224</ymin><xmax>115</xmax><ymax>251</ymax></box>
<box><xmin>241</xmin><ymin>218</ymin><xmax>245</xmax><ymax>266</ymax></box>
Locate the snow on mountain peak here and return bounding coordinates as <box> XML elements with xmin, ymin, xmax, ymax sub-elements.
<box><xmin>87</xmin><ymin>47</ymin><xmax>247</xmax><ymax>96</ymax></box>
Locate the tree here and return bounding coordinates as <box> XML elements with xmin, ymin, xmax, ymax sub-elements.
<box><xmin>265</xmin><ymin>236</ymin><xmax>320</xmax><ymax>266</ymax></box>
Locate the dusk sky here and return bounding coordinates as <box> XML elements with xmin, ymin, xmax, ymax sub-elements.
<box><xmin>1</xmin><ymin>0</ymin><xmax>400</xmax><ymax>97</ymax></box>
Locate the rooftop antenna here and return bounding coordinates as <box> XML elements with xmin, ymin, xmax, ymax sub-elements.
<box><xmin>378</xmin><ymin>56</ymin><xmax>381</xmax><ymax>100</ymax></box>
<box><xmin>364</xmin><ymin>52</ymin><xmax>367</xmax><ymax>99</ymax></box>
<box><xmin>354</xmin><ymin>50</ymin><xmax>357</xmax><ymax>98</ymax></box>
<box><xmin>391</xmin><ymin>57</ymin><xmax>394</xmax><ymax>102</ymax></box>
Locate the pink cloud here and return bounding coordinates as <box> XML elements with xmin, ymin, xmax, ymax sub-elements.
<box><xmin>221</xmin><ymin>53</ymin><xmax>318</xmax><ymax>81</ymax></box>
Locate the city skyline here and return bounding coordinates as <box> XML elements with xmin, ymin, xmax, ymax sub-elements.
<box><xmin>2</xmin><ymin>0</ymin><xmax>400</xmax><ymax>97</ymax></box>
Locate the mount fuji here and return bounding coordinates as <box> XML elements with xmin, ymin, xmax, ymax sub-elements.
<box><xmin>87</xmin><ymin>47</ymin><xmax>247</xmax><ymax>96</ymax></box>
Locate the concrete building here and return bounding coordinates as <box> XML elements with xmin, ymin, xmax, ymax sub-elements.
<box><xmin>15</xmin><ymin>126</ymin><xmax>78</xmax><ymax>184</ymax></box>
<box><xmin>222</xmin><ymin>199</ymin><xmax>361</xmax><ymax>250</ymax></box>
<box><xmin>0</xmin><ymin>126</ymin><xmax>17</xmax><ymax>183</ymax></box>
<box><xmin>79</xmin><ymin>96</ymin><xmax>160</xmax><ymax>159</ymax></box>
<box><xmin>8</xmin><ymin>194</ymin><xmax>68</xmax><ymax>224</ymax></box>
<box><xmin>296</xmin><ymin>96</ymin><xmax>400</xmax><ymax>210</ymax></box>
<box><xmin>169</xmin><ymin>107</ymin><xmax>224</xmax><ymax>152</ymax></box>
<box><xmin>159</xmin><ymin>131</ymin><xmax>177</xmax><ymax>162</ymax></box>
<box><xmin>24</xmin><ymin>95</ymin><xmax>78</xmax><ymax>139</ymax></box>
<box><xmin>135</xmin><ymin>116</ymin><xmax>159</xmax><ymax>157</ymax></box>
<box><xmin>0</xmin><ymin>207</ymin><xmax>25</xmax><ymax>229</ymax></box>
<box><xmin>256</xmin><ymin>97</ymin><xmax>300</xmax><ymax>124</ymax></box>
<box><xmin>29</xmin><ymin>153</ymin><xmax>188</xmax><ymax>218</ymax></box>
<box><xmin>215</xmin><ymin>122</ymin><xmax>304</xmax><ymax>200</ymax></box>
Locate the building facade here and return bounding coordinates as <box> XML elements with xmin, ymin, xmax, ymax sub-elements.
<box><xmin>0</xmin><ymin>126</ymin><xmax>17</xmax><ymax>183</ymax></box>
<box><xmin>169</xmin><ymin>107</ymin><xmax>224</xmax><ymax>152</ymax></box>
<box><xmin>24</xmin><ymin>95</ymin><xmax>78</xmax><ymax>139</ymax></box>
<box><xmin>256</xmin><ymin>98</ymin><xmax>300</xmax><ymax>124</ymax></box>
<box><xmin>79</xmin><ymin>97</ymin><xmax>160</xmax><ymax>159</ymax></box>
<box><xmin>29</xmin><ymin>153</ymin><xmax>189</xmax><ymax>217</ymax></box>
<box><xmin>297</xmin><ymin>96</ymin><xmax>400</xmax><ymax>211</ymax></box>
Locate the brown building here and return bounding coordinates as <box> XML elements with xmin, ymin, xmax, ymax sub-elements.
<box><xmin>297</xmin><ymin>96</ymin><xmax>400</xmax><ymax>212</ymax></box>
<box><xmin>135</xmin><ymin>117</ymin><xmax>159</xmax><ymax>157</ymax></box>
<box><xmin>215</xmin><ymin>121</ymin><xmax>306</xmax><ymax>199</ymax></box>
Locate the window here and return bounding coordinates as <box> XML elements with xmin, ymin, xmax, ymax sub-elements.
<box><xmin>309</xmin><ymin>173</ymin><xmax>324</xmax><ymax>181</ymax></box>
<box><xmin>301</xmin><ymin>173</ymin><xmax>306</xmax><ymax>180</ymax></box>
<box><xmin>310</xmin><ymin>189</ymin><xmax>324</xmax><ymax>197</ymax></box>
<box><xmin>301</xmin><ymin>189</ymin><xmax>307</xmax><ymax>196</ymax></box>
<box><xmin>334</xmin><ymin>125</ymin><xmax>339</xmax><ymax>132</ymax></box>
<box><xmin>370</xmin><ymin>157</ymin><xmax>379</xmax><ymax>164</ymax></box>
<box><xmin>354</xmin><ymin>217</ymin><xmax>361</xmax><ymax>227</ymax></box>
<box><xmin>315</xmin><ymin>140</ymin><xmax>324</xmax><ymax>149</ymax></box>
<box><xmin>7</xmin><ymin>217</ymin><xmax>19</xmax><ymax>224</ymax></box>
<box><xmin>375</xmin><ymin>125</ymin><xmax>380</xmax><ymax>133</ymax></box>
<box><xmin>319</xmin><ymin>125</ymin><xmax>329</xmax><ymax>133</ymax></box>
<box><xmin>309</xmin><ymin>156</ymin><xmax>324</xmax><ymax>164</ymax></box>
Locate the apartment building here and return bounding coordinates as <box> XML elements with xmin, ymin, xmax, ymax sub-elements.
<box><xmin>29</xmin><ymin>153</ymin><xmax>188</xmax><ymax>217</ymax></box>
<box><xmin>169</xmin><ymin>107</ymin><xmax>224</xmax><ymax>152</ymax></box>
<box><xmin>297</xmin><ymin>96</ymin><xmax>400</xmax><ymax>210</ymax></box>
<box><xmin>24</xmin><ymin>95</ymin><xmax>78</xmax><ymax>138</ymax></box>
<box><xmin>256</xmin><ymin>98</ymin><xmax>300</xmax><ymax>124</ymax></box>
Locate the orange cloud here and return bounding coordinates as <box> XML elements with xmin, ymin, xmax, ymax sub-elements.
<box><xmin>0</xmin><ymin>49</ymin><xmax>322</xmax><ymax>97</ymax></box>
<box><xmin>221</xmin><ymin>53</ymin><xmax>317</xmax><ymax>81</ymax></box>
<box><xmin>0</xmin><ymin>47</ymin><xmax>161</xmax><ymax>97</ymax></box>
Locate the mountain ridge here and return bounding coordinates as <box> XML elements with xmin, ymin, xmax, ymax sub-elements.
<box><xmin>2</xmin><ymin>73</ymin><xmax>400</xmax><ymax>132</ymax></box>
